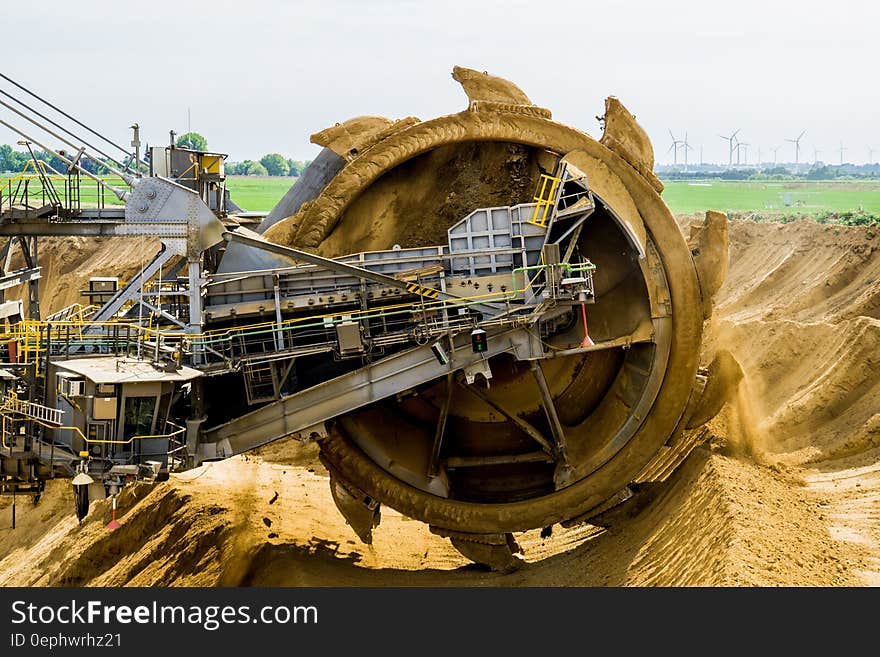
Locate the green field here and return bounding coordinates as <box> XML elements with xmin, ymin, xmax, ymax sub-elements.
<box><xmin>661</xmin><ymin>180</ymin><xmax>880</xmax><ymax>216</ymax></box>
<box><xmin>226</xmin><ymin>176</ymin><xmax>295</xmax><ymax>212</ymax></box>
<box><xmin>8</xmin><ymin>172</ymin><xmax>879</xmax><ymax>219</ymax></box>
<box><xmin>11</xmin><ymin>172</ymin><xmax>872</xmax><ymax>220</ymax></box>
<box><xmin>1</xmin><ymin>172</ymin><xmax>289</xmax><ymax>210</ymax></box>
<box><xmin>225</xmin><ymin>176</ymin><xmax>880</xmax><ymax>219</ymax></box>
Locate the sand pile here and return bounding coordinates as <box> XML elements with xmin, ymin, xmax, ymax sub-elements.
<box><xmin>0</xmin><ymin>217</ymin><xmax>877</xmax><ymax>587</ymax></box>
<box><xmin>0</xmin><ymin>441</ymin><xmax>863</xmax><ymax>587</ymax></box>
<box><xmin>717</xmin><ymin>219</ymin><xmax>880</xmax><ymax>323</ymax></box>
<box><xmin>7</xmin><ymin>236</ymin><xmax>162</xmax><ymax>313</ymax></box>
<box><xmin>703</xmin><ymin>218</ymin><xmax>880</xmax><ymax>586</ymax></box>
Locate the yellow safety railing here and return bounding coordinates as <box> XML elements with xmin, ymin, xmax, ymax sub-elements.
<box><xmin>12</xmin><ymin>321</ymin><xmax>48</xmax><ymax>373</ymax></box>
<box><xmin>46</xmin><ymin>303</ymin><xmax>98</xmax><ymax>324</ymax></box>
<box><xmin>529</xmin><ymin>173</ymin><xmax>562</xmax><ymax>227</ymax></box>
<box><xmin>1</xmin><ymin>411</ymin><xmax>12</xmax><ymax>449</ymax></box>
<box><xmin>5</xmin><ymin>158</ymin><xmax>65</xmax><ymax>186</ymax></box>
<box><xmin>0</xmin><ymin>391</ymin><xmax>78</xmax><ymax>449</ymax></box>
<box><xmin>84</xmin><ymin>420</ymin><xmax>186</xmax><ymax>446</ymax></box>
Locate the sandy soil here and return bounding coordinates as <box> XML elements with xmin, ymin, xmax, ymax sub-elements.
<box><xmin>0</xmin><ymin>218</ymin><xmax>877</xmax><ymax>586</ymax></box>
<box><xmin>7</xmin><ymin>236</ymin><xmax>162</xmax><ymax>313</ymax></box>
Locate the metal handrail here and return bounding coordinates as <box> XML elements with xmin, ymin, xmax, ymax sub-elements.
<box><xmin>1</xmin><ymin>162</ymin><xmax>128</xmax><ymax>214</ymax></box>
<box><xmin>529</xmin><ymin>173</ymin><xmax>562</xmax><ymax>227</ymax></box>
<box><xmin>0</xmin><ymin>393</ymin><xmax>63</xmax><ymax>426</ymax></box>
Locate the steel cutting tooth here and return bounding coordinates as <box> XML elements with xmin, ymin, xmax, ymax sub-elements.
<box><xmin>431</xmin><ymin>527</ymin><xmax>524</xmax><ymax>572</ymax></box>
<box><xmin>326</xmin><ymin>468</ymin><xmax>381</xmax><ymax>544</ymax></box>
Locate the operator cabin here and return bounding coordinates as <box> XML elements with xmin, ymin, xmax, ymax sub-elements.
<box><xmin>48</xmin><ymin>355</ymin><xmax>202</xmax><ymax>469</ymax></box>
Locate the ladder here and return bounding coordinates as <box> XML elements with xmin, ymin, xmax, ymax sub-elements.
<box><xmin>67</xmin><ymin>168</ymin><xmax>81</xmax><ymax>213</ymax></box>
<box><xmin>528</xmin><ymin>165</ymin><xmax>567</xmax><ymax>227</ymax></box>
<box><xmin>2</xmin><ymin>391</ymin><xmax>63</xmax><ymax>426</ymax></box>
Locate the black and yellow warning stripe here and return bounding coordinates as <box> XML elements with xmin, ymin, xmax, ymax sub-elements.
<box><xmin>405</xmin><ymin>283</ymin><xmax>441</xmax><ymax>299</ymax></box>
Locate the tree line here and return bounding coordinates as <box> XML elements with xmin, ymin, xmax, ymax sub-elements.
<box><xmin>175</xmin><ymin>133</ymin><xmax>311</xmax><ymax>176</ymax></box>
<box><xmin>0</xmin><ymin>132</ymin><xmax>312</xmax><ymax>178</ymax></box>
<box><xmin>0</xmin><ymin>143</ymin><xmax>116</xmax><ymax>175</ymax></box>
<box><xmin>226</xmin><ymin>154</ymin><xmax>312</xmax><ymax>177</ymax></box>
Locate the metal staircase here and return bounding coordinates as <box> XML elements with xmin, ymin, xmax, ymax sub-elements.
<box><xmin>2</xmin><ymin>391</ymin><xmax>64</xmax><ymax>426</ymax></box>
<box><xmin>86</xmin><ymin>245</ymin><xmax>175</xmax><ymax>324</ymax></box>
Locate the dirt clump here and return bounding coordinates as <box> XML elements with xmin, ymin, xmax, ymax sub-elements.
<box><xmin>315</xmin><ymin>141</ymin><xmax>549</xmax><ymax>257</ymax></box>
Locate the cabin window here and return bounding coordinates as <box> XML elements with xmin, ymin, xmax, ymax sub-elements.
<box><xmin>123</xmin><ymin>396</ymin><xmax>156</xmax><ymax>437</ymax></box>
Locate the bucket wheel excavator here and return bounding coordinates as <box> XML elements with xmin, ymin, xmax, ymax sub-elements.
<box><xmin>218</xmin><ymin>66</ymin><xmax>737</xmax><ymax>570</ymax></box>
<box><xmin>0</xmin><ymin>66</ymin><xmax>737</xmax><ymax>571</ymax></box>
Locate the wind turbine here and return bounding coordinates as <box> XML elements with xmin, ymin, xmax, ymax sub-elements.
<box><xmin>737</xmin><ymin>142</ymin><xmax>749</xmax><ymax>165</ymax></box>
<box><xmin>785</xmin><ymin>130</ymin><xmax>806</xmax><ymax>167</ymax></box>
<box><xmin>719</xmin><ymin>129</ymin><xmax>740</xmax><ymax>168</ymax></box>
<box><xmin>868</xmin><ymin>146</ymin><xmax>876</xmax><ymax>164</ymax></box>
<box><xmin>667</xmin><ymin>129</ymin><xmax>684</xmax><ymax>165</ymax></box>
<box><xmin>813</xmin><ymin>146</ymin><xmax>821</xmax><ymax>164</ymax></box>
<box><xmin>682</xmin><ymin>132</ymin><xmax>694</xmax><ymax>168</ymax></box>
<box><xmin>771</xmin><ymin>145</ymin><xmax>782</xmax><ymax>164</ymax></box>
<box><xmin>839</xmin><ymin>141</ymin><xmax>847</xmax><ymax>165</ymax></box>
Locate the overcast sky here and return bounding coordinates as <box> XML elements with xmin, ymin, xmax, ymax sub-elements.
<box><xmin>2</xmin><ymin>0</ymin><xmax>878</xmax><ymax>165</ymax></box>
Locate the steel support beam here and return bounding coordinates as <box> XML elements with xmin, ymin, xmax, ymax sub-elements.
<box><xmin>187</xmin><ymin>259</ymin><xmax>205</xmax><ymax>364</ymax></box>
<box><xmin>457</xmin><ymin>376</ymin><xmax>554</xmax><ymax>454</ymax></box>
<box><xmin>530</xmin><ymin>360</ymin><xmax>569</xmax><ymax>463</ymax></box>
<box><xmin>0</xmin><ymin>267</ymin><xmax>41</xmax><ymax>292</ymax></box>
<box><xmin>0</xmin><ymin>221</ymin><xmax>154</xmax><ymax>237</ymax></box>
<box><xmin>428</xmin><ymin>373</ymin><xmax>453</xmax><ymax>477</ymax></box>
<box><xmin>88</xmin><ymin>246</ymin><xmax>175</xmax><ymax>324</ymax></box>
<box><xmin>200</xmin><ymin>328</ymin><xmax>537</xmax><ymax>460</ymax></box>
<box><xmin>17</xmin><ymin>236</ymin><xmax>40</xmax><ymax>319</ymax></box>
